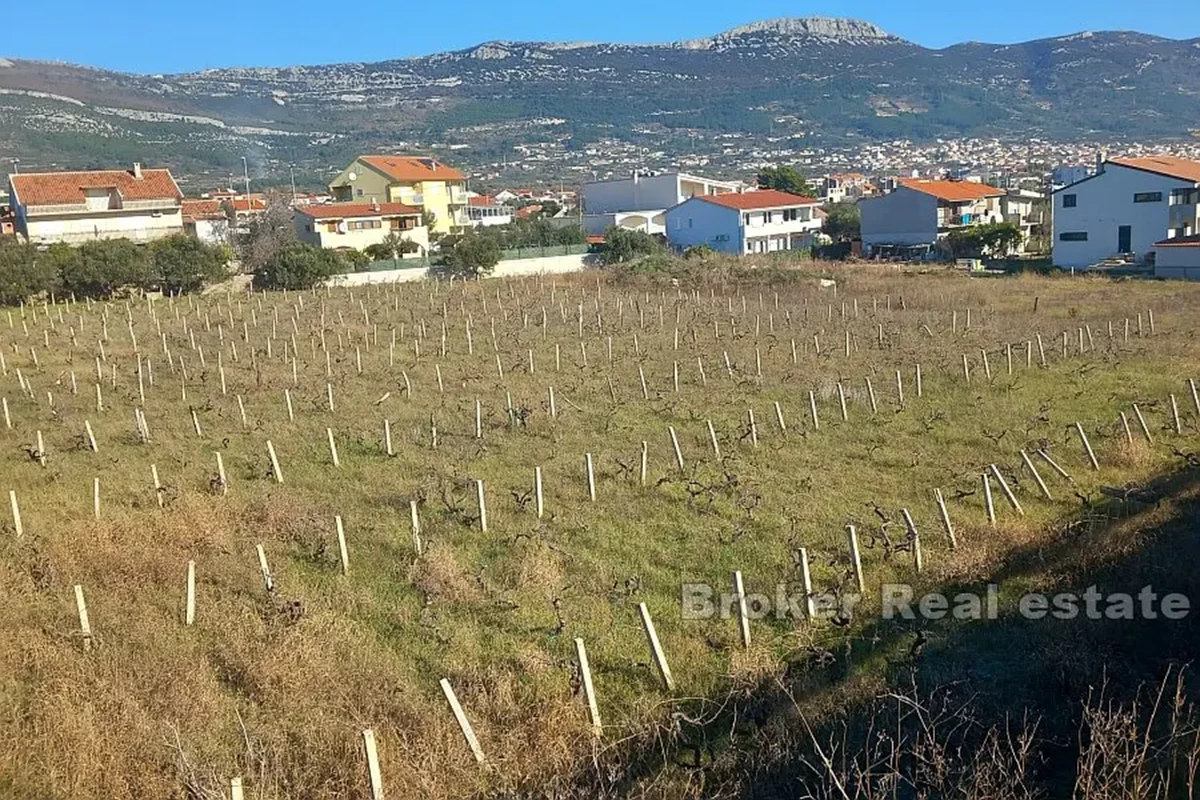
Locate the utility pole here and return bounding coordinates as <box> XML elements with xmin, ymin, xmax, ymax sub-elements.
<box><xmin>241</xmin><ymin>156</ymin><xmax>251</xmax><ymax>199</ymax></box>
<box><xmin>289</xmin><ymin>164</ymin><xmax>297</xmax><ymax>206</ymax></box>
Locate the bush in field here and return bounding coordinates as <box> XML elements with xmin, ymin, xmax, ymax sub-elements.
<box><xmin>363</xmin><ymin>232</ymin><xmax>421</xmax><ymax>261</ymax></box>
<box><xmin>440</xmin><ymin>234</ymin><xmax>502</xmax><ymax>278</ymax></box>
<box><xmin>339</xmin><ymin>248</ymin><xmax>371</xmax><ymax>272</ymax></box>
<box><xmin>149</xmin><ymin>234</ymin><xmax>229</xmax><ymax>294</ymax></box>
<box><xmin>602</xmin><ymin>227</ymin><xmax>662</xmax><ymax>264</ymax></box>
<box><xmin>252</xmin><ymin>242</ymin><xmax>345</xmax><ymax>290</ymax></box>
<box><xmin>0</xmin><ymin>237</ymin><xmax>60</xmax><ymax>305</ymax></box>
<box><xmin>57</xmin><ymin>239</ymin><xmax>152</xmax><ymax>299</ymax></box>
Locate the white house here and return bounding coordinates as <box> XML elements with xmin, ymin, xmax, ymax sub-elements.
<box><xmin>9</xmin><ymin>164</ymin><xmax>183</xmax><ymax>245</ymax></box>
<box><xmin>1001</xmin><ymin>189</ymin><xmax>1047</xmax><ymax>254</ymax></box>
<box><xmin>1154</xmin><ymin>235</ymin><xmax>1200</xmax><ymax>280</ymax></box>
<box><xmin>664</xmin><ymin>189</ymin><xmax>822</xmax><ymax>255</ymax></box>
<box><xmin>1052</xmin><ymin>155</ymin><xmax>1200</xmax><ymax>268</ymax></box>
<box><xmin>294</xmin><ymin>201</ymin><xmax>429</xmax><ymax>255</ymax></box>
<box><xmin>466</xmin><ymin>195</ymin><xmax>514</xmax><ymax>228</ymax></box>
<box><xmin>581</xmin><ymin>171</ymin><xmax>742</xmax><ymax>236</ymax></box>
<box><xmin>181</xmin><ymin>199</ymin><xmax>231</xmax><ymax>246</ymax></box>
<box><xmin>858</xmin><ymin>178</ymin><xmax>1005</xmax><ymax>257</ymax></box>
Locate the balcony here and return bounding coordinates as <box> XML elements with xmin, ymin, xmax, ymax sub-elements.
<box><xmin>449</xmin><ymin>187</ymin><xmax>469</xmax><ymax>206</ymax></box>
<box><xmin>1169</xmin><ymin>203</ymin><xmax>1199</xmax><ymax>233</ymax></box>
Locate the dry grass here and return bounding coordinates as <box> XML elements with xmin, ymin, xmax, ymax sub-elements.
<box><xmin>1</xmin><ymin>266</ymin><xmax>1199</xmax><ymax>797</ymax></box>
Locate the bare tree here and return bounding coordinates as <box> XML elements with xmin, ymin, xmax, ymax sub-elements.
<box><xmin>237</xmin><ymin>189</ymin><xmax>295</xmax><ymax>271</ymax></box>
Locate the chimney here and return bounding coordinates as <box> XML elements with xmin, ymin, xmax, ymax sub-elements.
<box><xmin>132</xmin><ymin>162</ymin><xmax>143</xmax><ymax>180</ymax></box>
<box><xmin>1096</xmin><ymin>150</ymin><xmax>1107</xmax><ymax>175</ymax></box>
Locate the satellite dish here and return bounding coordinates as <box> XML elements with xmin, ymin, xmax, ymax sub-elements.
<box><xmin>347</xmin><ymin>171</ymin><xmax>358</xmax><ymax>181</ymax></box>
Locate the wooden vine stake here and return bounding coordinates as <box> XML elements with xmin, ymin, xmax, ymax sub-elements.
<box><xmin>773</xmin><ymin>400</ymin><xmax>787</xmax><ymax>433</ymax></box>
<box><xmin>440</xmin><ymin>678</ymin><xmax>486</xmax><ymax>764</ymax></box>
<box><xmin>384</xmin><ymin>420</ymin><xmax>393</xmax><ymax>456</ymax></box>
<box><xmin>326</xmin><ymin>428</ymin><xmax>340</xmax><ymax>468</ymax></box>
<box><xmin>409</xmin><ymin>500</ymin><xmax>423</xmax><ymax>555</ymax></box>
<box><xmin>9</xmin><ymin>490</ymin><xmax>23</xmax><ymax>537</ymax></box>
<box><xmin>84</xmin><ymin>420</ymin><xmax>98</xmax><ymax>452</ymax></box>
<box><xmin>335</xmin><ymin>515</ymin><xmax>349</xmax><ymax>575</ymax></box>
<box><xmin>1075</xmin><ymin>422</ymin><xmax>1100</xmax><ymax>470</ymax></box>
<box><xmin>836</xmin><ymin>382</ymin><xmax>848</xmax><ymax>422</ymax></box>
<box><xmin>637</xmin><ymin>602</ymin><xmax>675</xmax><ymax>691</ymax></box>
<box><xmin>901</xmin><ymin>509</ymin><xmax>922</xmax><ymax>572</ymax></box>
<box><xmin>215</xmin><ymin>453</ymin><xmax>228</xmax><ymax>495</ymax></box>
<box><xmin>808</xmin><ymin>391</ymin><xmax>820</xmax><ymax>431</ymax></box>
<box><xmin>668</xmin><ymin>426</ymin><xmax>685</xmax><ymax>472</ymax></box>
<box><xmin>1037</xmin><ymin>449</ymin><xmax>1072</xmax><ymax>482</ymax></box>
<box><xmin>933</xmin><ymin>488</ymin><xmax>957</xmax><ymax>549</ymax></box>
<box><xmin>266</xmin><ymin>441</ymin><xmax>284</xmax><ymax>483</ymax></box>
<box><xmin>706</xmin><ymin>420</ymin><xmax>721</xmax><ymax>458</ymax></box>
<box><xmin>640</xmin><ymin>441</ymin><xmax>648</xmax><ymax>486</ymax></box>
<box><xmin>256</xmin><ymin>544</ymin><xmax>274</xmax><ymax>592</ymax></box>
<box><xmin>476</xmin><ymin>479</ymin><xmax>488</xmax><ymax>533</ymax></box>
<box><xmin>92</xmin><ymin>477</ymin><xmax>100</xmax><ymax>520</ymax></box>
<box><xmin>362</xmin><ymin>729</ymin><xmax>384</xmax><ymax>800</ymax></box>
<box><xmin>74</xmin><ymin>584</ymin><xmax>93</xmax><ymax>651</ymax></box>
<box><xmin>534</xmin><ymin>467</ymin><xmax>545</xmax><ymax>518</ymax></box>
<box><xmin>1020</xmin><ymin>450</ymin><xmax>1053</xmax><ymax>500</ymax></box>
<box><xmin>846</xmin><ymin>524</ymin><xmax>865</xmax><ymax>593</ymax></box>
<box><xmin>574</xmin><ymin>638</ymin><xmax>602</xmax><ymax>736</ymax></box>
<box><xmin>185</xmin><ymin>560</ymin><xmax>196</xmax><ymax>626</ymax></box>
<box><xmin>1189</xmin><ymin>379</ymin><xmax>1200</xmax><ymax>418</ymax></box>
<box><xmin>1171</xmin><ymin>394</ymin><xmax>1182</xmax><ymax>435</ymax></box>
<box><xmin>989</xmin><ymin>464</ymin><xmax>1024</xmax><ymax>515</ymax></box>
<box><xmin>797</xmin><ymin>547</ymin><xmax>816</xmax><ymax>617</ymax></box>
<box><xmin>584</xmin><ymin>453</ymin><xmax>597</xmax><ymax>501</ymax></box>
<box><xmin>983</xmin><ymin>473</ymin><xmax>996</xmax><ymax>526</ymax></box>
<box><xmin>732</xmin><ymin>570</ymin><xmax>752</xmax><ymax>648</ymax></box>
<box><xmin>229</xmin><ymin>778</ymin><xmax>244</xmax><ymax>800</ymax></box>
<box><xmin>1133</xmin><ymin>404</ymin><xmax>1153</xmax><ymax>443</ymax></box>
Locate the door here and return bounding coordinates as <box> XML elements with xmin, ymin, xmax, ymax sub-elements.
<box><xmin>1118</xmin><ymin>225</ymin><xmax>1132</xmax><ymax>254</ymax></box>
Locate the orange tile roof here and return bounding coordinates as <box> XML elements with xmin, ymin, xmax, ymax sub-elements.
<box><xmin>180</xmin><ymin>199</ymin><xmax>226</xmax><ymax>222</ymax></box>
<box><xmin>515</xmin><ymin>204</ymin><xmax>543</xmax><ymax>218</ymax></box>
<box><xmin>11</xmin><ymin>168</ymin><xmax>182</xmax><ymax>207</ymax></box>
<box><xmin>1109</xmin><ymin>156</ymin><xmax>1200</xmax><ymax>183</ymax></box>
<box><xmin>468</xmin><ymin>195</ymin><xmax>495</xmax><ymax>207</ymax></box>
<box><xmin>358</xmin><ymin>155</ymin><xmax>465</xmax><ymax>183</ymax></box>
<box><xmin>299</xmin><ymin>202</ymin><xmax>421</xmax><ymax>220</ymax></box>
<box><xmin>1155</xmin><ymin>234</ymin><xmax>1200</xmax><ymax>247</ymax></box>
<box><xmin>698</xmin><ymin>189</ymin><xmax>818</xmax><ymax>210</ymax></box>
<box><xmin>897</xmin><ymin>178</ymin><xmax>1004</xmax><ymax>202</ymax></box>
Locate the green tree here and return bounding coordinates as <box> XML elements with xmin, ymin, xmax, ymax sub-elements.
<box><xmin>59</xmin><ymin>239</ymin><xmax>152</xmax><ymax>299</ymax></box>
<box><xmin>340</xmin><ymin>248</ymin><xmax>370</xmax><ymax>271</ymax></box>
<box><xmin>149</xmin><ymin>234</ymin><xmax>229</xmax><ymax>294</ymax></box>
<box><xmin>363</xmin><ymin>232</ymin><xmax>421</xmax><ymax>261</ymax></box>
<box><xmin>602</xmin><ymin>227</ymin><xmax>661</xmax><ymax>265</ymax></box>
<box><xmin>756</xmin><ymin>166</ymin><xmax>817</xmax><ymax>198</ymax></box>
<box><xmin>253</xmin><ymin>243</ymin><xmax>345</xmax><ymax>291</ymax></box>
<box><xmin>441</xmin><ymin>234</ymin><xmax>501</xmax><ymax>278</ymax></box>
<box><xmin>0</xmin><ymin>238</ymin><xmax>61</xmax><ymax>305</ymax></box>
<box><xmin>945</xmin><ymin>222</ymin><xmax>1023</xmax><ymax>258</ymax></box>
<box><xmin>822</xmin><ymin>202</ymin><xmax>861</xmax><ymax>242</ymax></box>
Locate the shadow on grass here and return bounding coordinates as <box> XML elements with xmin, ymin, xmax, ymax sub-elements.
<box><xmin>568</xmin><ymin>459</ymin><xmax>1200</xmax><ymax>797</ymax></box>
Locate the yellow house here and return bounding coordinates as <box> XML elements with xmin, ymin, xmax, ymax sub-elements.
<box><xmin>328</xmin><ymin>155</ymin><xmax>468</xmax><ymax>235</ymax></box>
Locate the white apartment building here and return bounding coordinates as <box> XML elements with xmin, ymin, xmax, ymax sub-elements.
<box><xmin>858</xmin><ymin>178</ymin><xmax>1005</xmax><ymax>256</ymax></box>
<box><xmin>1052</xmin><ymin>156</ymin><xmax>1200</xmax><ymax>268</ymax></box>
<box><xmin>581</xmin><ymin>171</ymin><xmax>742</xmax><ymax>236</ymax></box>
<box><xmin>466</xmin><ymin>196</ymin><xmax>514</xmax><ymax>228</ymax></box>
<box><xmin>295</xmin><ymin>201</ymin><xmax>429</xmax><ymax>255</ymax></box>
<box><xmin>9</xmin><ymin>164</ymin><xmax>183</xmax><ymax>245</ymax></box>
<box><xmin>664</xmin><ymin>189</ymin><xmax>822</xmax><ymax>255</ymax></box>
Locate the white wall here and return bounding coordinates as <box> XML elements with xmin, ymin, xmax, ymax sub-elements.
<box><xmin>664</xmin><ymin>198</ymin><xmax>739</xmax><ymax>253</ymax></box>
<box><xmin>584</xmin><ymin>174</ymin><xmax>682</xmax><ymax>214</ymax></box>
<box><xmin>23</xmin><ymin>209</ymin><xmax>183</xmax><ymax>244</ymax></box>
<box><xmin>1053</xmin><ymin>164</ymin><xmax>1195</xmax><ymax>268</ymax></box>
<box><xmin>1156</xmin><ymin>246</ymin><xmax>1200</xmax><ymax>280</ymax></box>
<box><xmin>330</xmin><ymin>254</ymin><xmax>591</xmax><ymax>286</ymax></box>
<box><xmin>859</xmin><ymin>188</ymin><xmax>937</xmax><ymax>249</ymax></box>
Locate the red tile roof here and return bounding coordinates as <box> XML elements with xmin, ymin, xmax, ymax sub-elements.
<box><xmin>1110</xmin><ymin>156</ymin><xmax>1200</xmax><ymax>183</ymax></box>
<box><xmin>468</xmin><ymin>195</ymin><xmax>495</xmax><ymax>207</ymax></box>
<box><xmin>897</xmin><ymin>178</ymin><xmax>1004</xmax><ymax>202</ymax></box>
<box><xmin>180</xmin><ymin>199</ymin><xmax>227</xmax><ymax>222</ymax></box>
<box><xmin>515</xmin><ymin>204</ymin><xmax>543</xmax><ymax>218</ymax></box>
<box><xmin>11</xmin><ymin>168</ymin><xmax>182</xmax><ymax>207</ymax></box>
<box><xmin>1155</xmin><ymin>234</ymin><xmax>1200</xmax><ymax>247</ymax></box>
<box><xmin>298</xmin><ymin>202</ymin><xmax>421</xmax><ymax>220</ymax></box>
<box><xmin>698</xmin><ymin>189</ymin><xmax>818</xmax><ymax>210</ymax></box>
<box><xmin>358</xmin><ymin>155</ymin><xmax>465</xmax><ymax>183</ymax></box>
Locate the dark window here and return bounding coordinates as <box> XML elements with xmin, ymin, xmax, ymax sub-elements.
<box><xmin>764</xmin><ymin>211</ymin><xmax>774</xmax><ymax>223</ymax></box>
<box><xmin>1059</xmin><ymin>231</ymin><xmax>1088</xmax><ymax>242</ymax></box>
<box><xmin>783</xmin><ymin>208</ymin><xmax>799</xmax><ymax>222</ymax></box>
<box><xmin>1134</xmin><ymin>192</ymin><xmax>1163</xmax><ymax>203</ymax></box>
<box><xmin>1062</xmin><ymin>194</ymin><xmax>1077</xmax><ymax>208</ymax></box>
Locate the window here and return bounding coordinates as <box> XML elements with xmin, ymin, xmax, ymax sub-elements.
<box><xmin>1133</xmin><ymin>192</ymin><xmax>1163</xmax><ymax>203</ymax></box>
<box><xmin>1059</xmin><ymin>231</ymin><xmax>1088</xmax><ymax>242</ymax></box>
<box><xmin>687</xmin><ymin>218</ymin><xmax>693</xmax><ymax>229</ymax></box>
<box><xmin>743</xmin><ymin>213</ymin><xmax>750</xmax><ymax>225</ymax></box>
<box><xmin>764</xmin><ymin>211</ymin><xmax>774</xmax><ymax>223</ymax></box>
<box><xmin>783</xmin><ymin>208</ymin><xmax>798</xmax><ymax>222</ymax></box>
<box><xmin>355</xmin><ymin>188</ymin><xmax>364</xmax><ymax>197</ymax></box>
<box><xmin>305</xmin><ymin>224</ymin><xmax>313</xmax><ymax>233</ymax></box>
<box><xmin>1062</xmin><ymin>194</ymin><xmax>1077</xmax><ymax>208</ymax></box>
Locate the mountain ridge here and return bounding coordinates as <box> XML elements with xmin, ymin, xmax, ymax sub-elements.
<box><xmin>1</xmin><ymin>17</ymin><xmax>1198</xmax><ymax>181</ymax></box>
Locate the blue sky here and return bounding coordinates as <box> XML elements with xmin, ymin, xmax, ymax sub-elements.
<box><xmin>10</xmin><ymin>0</ymin><xmax>1198</xmax><ymax>73</ymax></box>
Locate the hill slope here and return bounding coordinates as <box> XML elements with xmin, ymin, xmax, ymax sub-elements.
<box><xmin>2</xmin><ymin>18</ymin><xmax>1199</xmax><ymax>179</ymax></box>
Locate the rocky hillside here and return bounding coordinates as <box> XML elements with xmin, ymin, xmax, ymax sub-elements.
<box><xmin>1</xmin><ymin>18</ymin><xmax>1198</xmax><ymax>180</ymax></box>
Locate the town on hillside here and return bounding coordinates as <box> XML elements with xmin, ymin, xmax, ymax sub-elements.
<box><xmin>3</xmin><ymin>148</ymin><xmax>1199</xmax><ymax>284</ymax></box>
